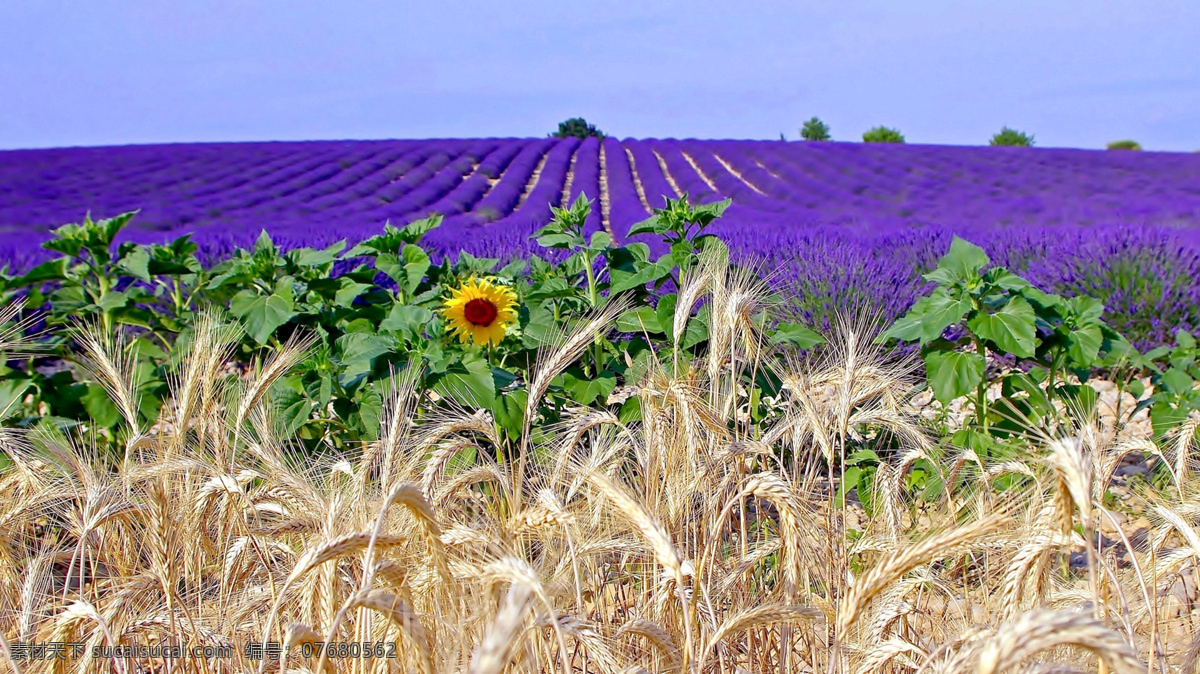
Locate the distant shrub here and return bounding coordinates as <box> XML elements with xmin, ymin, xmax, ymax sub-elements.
<box><xmin>551</xmin><ymin>117</ymin><xmax>605</xmax><ymax>139</ymax></box>
<box><xmin>800</xmin><ymin>117</ymin><xmax>831</xmax><ymax>141</ymax></box>
<box><xmin>1107</xmin><ymin>139</ymin><xmax>1142</xmax><ymax>151</ymax></box>
<box><xmin>862</xmin><ymin>126</ymin><xmax>905</xmax><ymax>143</ymax></box>
<box><xmin>989</xmin><ymin>127</ymin><xmax>1035</xmax><ymax>147</ymax></box>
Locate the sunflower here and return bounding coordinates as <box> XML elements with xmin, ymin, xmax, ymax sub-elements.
<box><xmin>442</xmin><ymin>277</ymin><xmax>518</xmax><ymax>346</ymax></box>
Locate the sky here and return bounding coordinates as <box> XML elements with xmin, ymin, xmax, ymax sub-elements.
<box><xmin>2</xmin><ymin>0</ymin><xmax>1198</xmax><ymax>151</ymax></box>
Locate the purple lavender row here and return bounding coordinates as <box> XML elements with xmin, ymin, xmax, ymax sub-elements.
<box><xmin>505</xmin><ymin>138</ymin><xmax>579</xmax><ymax>224</ymax></box>
<box><xmin>621</xmin><ymin>139</ymin><xmax>678</xmax><ymax>211</ymax></box>
<box><xmin>416</xmin><ymin>141</ymin><xmax>526</xmax><ymax>219</ymax></box>
<box><xmin>424</xmin><ymin>138</ymin><xmax>580</xmax><ymax>255</ymax></box>
<box><xmin>600</xmin><ymin>137</ymin><xmax>651</xmax><ymax>240</ymax></box>
<box><xmin>647</xmin><ymin>140</ymin><xmax>719</xmax><ymax>203</ymax></box>
<box><xmin>462</xmin><ymin>138</ymin><xmax>556</xmax><ymax>222</ymax></box>
<box><xmin>680</xmin><ymin>143</ymin><xmax>786</xmax><ymax>213</ymax></box>
<box><xmin>706</xmin><ymin>141</ymin><xmax>796</xmax><ymax>200</ymax></box>
<box><xmin>371</xmin><ymin>141</ymin><xmax>502</xmax><ymax>222</ymax></box>
<box><xmin>428</xmin><ymin>140</ymin><xmax>553</xmax><ymax>244</ymax></box>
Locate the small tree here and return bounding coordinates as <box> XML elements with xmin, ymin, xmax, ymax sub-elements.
<box><xmin>862</xmin><ymin>126</ymin><xmax>905</xmax><ymax>143</ymax></box>
<box><xmin>989</xmin><ymin>127</ymin><xmax>1035</xmax><ymax>147</ymax></box>
<box><xmin>1106</xmin><ymin>139</ymin><xmax>1142</xmax><ymax>151</ymax></box>
<box><xmin>800</xmin><ymin>117</ymin><xmax>831</xmax><ymax>141</ymax></box>
<box><xmin>551</xmin><ymin>118</ymin><xmax>605</xmax><ymax>139</ymax></box>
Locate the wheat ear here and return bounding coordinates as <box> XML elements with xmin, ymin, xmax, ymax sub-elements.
<box><xmin>976</xmin><ymin>609</ymin><xmax>1143</xmax><ymax>674</ymax></box>
<box><xmin>837</xmin><ymin>510</ymin><xmax>1008</xmax><ymax>633</ymax></box>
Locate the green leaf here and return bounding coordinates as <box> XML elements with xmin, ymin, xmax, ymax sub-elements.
<box><xmin>1066</xmin><ymin>325</ymin><xmax>1104</xmax><ymax>366</ymax></box>
<box><xmin>335</xmin><ymin>333</ymin><xmax>395</xmax><ymax>389</ymax></box>
<box><xmin>535</xmin><ymin>233</ymin><xmax>579</xmax><ymax>249</ymax></box>
<box><xmin>616</xmin><ymin>306</ymin><xmax>663</xmax><ymax>334</ymax></box>
<box><xmin>253</xmin><ymin>230</ymin><xmax>277</xmax><ymax>256</ymax></box>
<box><xmin>1020</xmin><ymin>286</ymin><xmax>1065</xmax><ymax>311</ymax></box>
<box><xmin>81</xmin><ymin>384</ymin><xmax>122</xmax><ymax>428</ymax></box>
<box><xmin>432</xmin><ymin>356</ymin><xmax>496</xmax><ymax>409</ymax></box>
<box><xmin>772</xmin><ymin>322</ymin><xmax>825</xmax><ymax>349</ymax></box>
<box><xmin>931</xmin><ymin>236</ymin><xmax>990</xmax><ymax>282</ymax></box>
<box><xmin>492</xmin><ymin>387</ymin><xmax>527</xmax><ymax>442</ymax></box>
<box><xmin>627</xmin><ymin>216</ymin><xmax>664</xmax><ymax>237</ymax></box>
<box><xmin>497</xmin><ymin>259</ymin><xmax>527</xmax><ymax>279</ymax></box>
<box><xmin>334</xmin><ymin>279</ymin><xmax>372</xmax><ymax>306</ymax></box>
<box><xmin>1150</xmin><ymin>401</ymin><xmax>1190</xmax><ymax>437</ymax></box>
<box><xmin>623</xmin><ymin>346</ymin><xmax>657</xmax><ymax>386</ymax></box>
<box><xmin>97</xmin><ymin>290</ymin><xmax>130</xmax><ymax>311</ymax></box>
<box><xmin>1066</xmin><ymin>296</ymin><xmax>1105</xmax><ymax>323</ymax></box>
<box><xmin>883</xmin><ymin>290</ymin><xmax>970</xmax><ymax>344</ymax></box>
<box><xmin>401</xmin><ymin>244</ymin><xmax>431</xmax><ymax>293</ymax></box>
<box><xmin>587</xmin><ymin>231</ymin><xmax>613</xmax><ymax>251</ymax></box>
<box><xmin>380</xmin><ymin>304</ymin><xmax>432</xmax><ymax>338</ymax></box>
<box><xmin>335</xmin><ymin>332</ymin><xmax>393</xmax><ymax>363</ymax></box>
<box><xmin>562</xmin><ymin>370</ymin><xmax>617</xmax><ymax>406</ymax></box>
<box><xmin>655</xmin><ymin>294</ymin><xmax>680</xmax><ymax>342</ymax></box>
<box><xmin>229</xmin><ymin>282</ymin><xmax>297</xmax><ymax>346</ymax></box>
<box><xmin>668</xmin><ymin>239</ymin><xmax>695</xmax><ymax>269</ymax></box>
<box><xmin>985</xmin><ymin>268</ymin><xmax>1031</xmax><ymax>292</ymax></box>
<box><xmin>846</xmin><ymin>448</ymin><xmax>880</xmax><ymax>466</ymax></box>
<box><xmin>354</xmin><ymin>386</ymin><xmax>384</xmax><ymax>441</ymax></box>
<box><xmin>14</xmin><ymin>259</ymin><xmax>68</xmax><ymax>286</ymax></box>
<box><xmin>119</xmin><ymin>246</ymin><xmax>153</xmax><ymax>282</ymax></box>
<box><xmin>455</xmin><ymin>251</ymin><xmax>499</xmax><ymax>275</ymax></box>
<box><xmin>526</xmin><ymin>278</ymin><xmax>575</xmax><ymax>302</ymax></box>
<box><xmin>680</xmin><ymin>306</ymin><xmax>710</xmax><ymax>349</ymax></box>
<box><xmin>292</xmin><ymin>241</ymin><xmax>345</xmax><ymax>267</ymax></box>
<box><xmin>967</xmin><ymin>295</ymin><xmax>1036</xmax><ymax>358</ymax></box>
<box><xmin>399</xmin><ymin>215</ymin><xmax>443</xmax><ymax>244</ymax></box>
<box><xmin>609</xmin><ymin>257</ymin><xmax>673</xmax><ymax>295</ymax></box>
<box><xmin>925</xmin><ymin>350</ymin><xmax>986</xmax><ymax>403</ymax></box>
<box><xmin>346</xmin><ymin>224</ymin><xmax>403</xmax><ymax>257</ymax></box>
<box><xmin>837</xmin><ymin>466</ymin><xmax>861</xmax><ymax>507</ymax></box>
<box><xmin>1161</xmin><ymin>367</ymin><xmax>1194</xmax><ymax>395</ymax></box>
<box><xmin>372</xmin><ymin>253</ymin><xmax>405</xmax><ymax>286</ymax></box>
<box><xmin>521</xmin><ymin>302</ymin><xmax>557</xmax><ymax>348</ymax></box>
<box><xmin>272</xmin><ymin>385</ymin><xmax>315</xmax><ymax>436</ymax></box>
<box><xmin>0</xmin><ymin>379</ymin><xmax>31</xmax><ymax>418</ymax></box>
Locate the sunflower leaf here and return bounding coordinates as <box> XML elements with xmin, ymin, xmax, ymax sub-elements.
<box><xmin>432</xmin><ymin>356</ymin><xmax>496</xmax><ymax>409</ymax></box>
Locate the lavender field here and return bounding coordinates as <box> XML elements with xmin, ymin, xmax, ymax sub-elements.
<box><xmin>2</xmin><ymin>137</ymin><xmax>1199</xmax><ymax>345</ymax></box>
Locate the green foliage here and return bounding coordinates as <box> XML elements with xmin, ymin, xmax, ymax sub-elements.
<box><xmin>862</xmin><ymin>126</ymin><xmax>905</xmax><ymax>144</ymax></box>
<box><xmin>1140</xmin><ymin>330</ymin><xmax>1200</xmax><ymax>435</ymax></box>
<box><xmin>0</xmin><ymin>195</ymin><xmax>808</xmax><ymax>457</ymax></box>
<box><xmin>550</xmin><ymin>117</ymin><xmax>605</xmax><ymax>139</ymax></box>
<box><xmin>883</xmin><ymin>236</ymin><xmax>1135</xmax><ymax>439</ymax></box>
<box><xmin>989</xmin><ymin>127</ymin><xmax>1035</xmax><ymax>147</ymax></box>
<box><xmin>1106</xmin><ymin>140</ymin><xmax>1142</xmax><ymax>151</ymax></box>
<box><xmin>800</xmin><ymin>117</ymin><xmax>831</xmax><ymax>141</ymax></box>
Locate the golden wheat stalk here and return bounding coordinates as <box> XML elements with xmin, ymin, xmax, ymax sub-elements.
<box><xmin>350</xmin><ymin>590</ymin><xmax>434</xmax><ymax>674</ymax></box>
<box><xmin>699</xmin><ymin>604</ymin><xmax>822</xmax><ymax>670</ymax></box>
<box><xmin>837</xmin><ymin>510</ymin><xmax>1008</xmax><ymax>634</ymax></box>
<box><xmin>469</xmin><ymin>583</ymin><xmax>534</xmax><ymax>674</ymax></box>
<box><xmin>976</xmin><ymin>609</ymin><xmax>1143</xmax><ymax>674</ymax></box>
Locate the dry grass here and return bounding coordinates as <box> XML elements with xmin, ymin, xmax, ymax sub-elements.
<box><xmin>1</xmin><ymin>276</ymin><xmax>1198</xmax><ymax>674</ymax></box>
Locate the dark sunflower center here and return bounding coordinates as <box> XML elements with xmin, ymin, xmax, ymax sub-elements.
<box><xmin>463</xmin><ymin>298</ymin><xmax>499</xmax><ymax>326</ymax></box>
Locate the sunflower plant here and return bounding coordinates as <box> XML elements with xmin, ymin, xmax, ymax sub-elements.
<box><xmin>0</xmin><ymin>195</ymin><xmax>815</xmax><ymax>456</ymax></box>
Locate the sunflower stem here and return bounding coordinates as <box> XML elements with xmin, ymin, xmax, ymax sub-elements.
<box><xmin>582</xmin><ymin>249</ymin><xmax>603</xmax><ymax>376</ymax></box>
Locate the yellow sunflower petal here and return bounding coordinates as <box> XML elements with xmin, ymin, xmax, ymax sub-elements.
<box><xmin>441</xmin><ymin>277</ymin><xmax>519</xmax><ymax>346</ymax></box>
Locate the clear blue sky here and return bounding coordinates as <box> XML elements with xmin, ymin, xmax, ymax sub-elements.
<box><xmin>2</xmin><ymin>0</ymin><xmax>1197</xmax><ymax>151</ymax></box>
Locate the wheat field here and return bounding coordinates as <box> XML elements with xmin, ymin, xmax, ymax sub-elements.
<box><xmin>1</xmin><ymin>261</ymin><xmax>1198</xmax><ymax>674</ymax></box>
